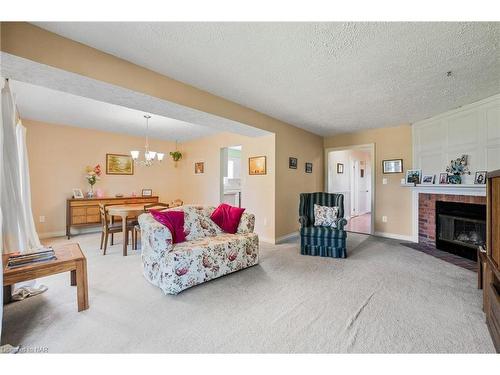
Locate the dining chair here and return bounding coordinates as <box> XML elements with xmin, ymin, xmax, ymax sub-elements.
<box><xmin>99</xmin><ymin>203</ymin><xmax>136</xmax><ymax>255</ymax></box>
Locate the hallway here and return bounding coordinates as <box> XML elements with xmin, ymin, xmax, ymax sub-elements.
<box><xmin>345</xmin><ymin>213</ymin><xmax>371</xmax><ymax>234</ymax></box>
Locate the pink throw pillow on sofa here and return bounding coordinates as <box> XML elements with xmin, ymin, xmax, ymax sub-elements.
<box><xmin>210</xmin><ymin>204</ymin><xmax>245</xmax><ymax>234</ymax></box>
<box><xmin>150</xmin><ymin>209</ymin><xmax>186</xmax><ymax>244</ymax></box>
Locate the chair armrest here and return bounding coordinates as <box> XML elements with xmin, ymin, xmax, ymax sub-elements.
<box><xmin>138</xmin><ymin>213</ymin><xmax>173</xmax><ymax>259</ymax></box>
<box><xmin>336</xmin><ymin>218</ymin><xmax>348</xmax><ymax>230</ymax></box>
<box><xmin>299</xmin><ymin>216</ymin><xmax>309</xmax><ymax>227</ymax></box>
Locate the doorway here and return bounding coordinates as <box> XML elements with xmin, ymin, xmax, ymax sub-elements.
<box><xmin>325</xmin><ymin>144</ymin><xmax>375</xmax><ymax>235</ymax></box>
<box><xmin>220</xmin><ymin>145</ymin><xmax>242</xmax><ymax>207</ymax></box>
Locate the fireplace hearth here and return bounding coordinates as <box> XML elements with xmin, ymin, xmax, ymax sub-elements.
<box><xmin>435</xmin><ymin>201</ymin><xmax>486</xmax><ymax>261</ymax></box>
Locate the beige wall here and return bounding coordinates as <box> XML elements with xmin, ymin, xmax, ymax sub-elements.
<box><xmin>1</xmin><ymin>22</ymin><xmax>324</xmax><ymax>239</ymax></box>
<box><xmin>24</xmin><ymin>119</ymin><xmax>179</xmax><ymax>237</ymax></box>
<box><xmin>178</xmin><ymin>132</ymin><xmax>276</xmax><ymax>242</ymax></box>
<box><xmin>276</xmin><ymin>127</ymin><xmax>324</xmax><ymax>238</ymax></box>
<box><xmin>324</xmin><ymin>125</ymin><xmax>413</xmax><ymax>237</ymax></box>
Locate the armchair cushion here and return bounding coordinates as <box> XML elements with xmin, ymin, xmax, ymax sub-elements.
<box><xmin>313</xmin><ymin>204</ymin><xmax>339</xmax><ymax>227</ymax></box>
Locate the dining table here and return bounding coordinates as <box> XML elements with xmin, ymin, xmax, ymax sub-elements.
<box><xmin>106</xmin><ymin>204</ymin><xmax>146</xmax><ymax>256</ymax></box>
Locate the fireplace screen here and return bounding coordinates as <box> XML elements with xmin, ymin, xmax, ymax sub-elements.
<box><xmin>437</xmin><ymin>214</ymin><xmax>485</xmax><ymax>248</ymax></box>
<box><xmin>435</xmin><ymin>201</ymin><xmax>486</xmax><ymax>261</ymax></box>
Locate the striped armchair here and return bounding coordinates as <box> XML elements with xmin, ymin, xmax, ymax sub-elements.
<box><xmin>299</xmin><ymin>192</ymin><xmax>348</xmax><ymax>258</ymax></box>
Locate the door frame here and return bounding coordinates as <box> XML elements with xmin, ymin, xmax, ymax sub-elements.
<box><xmin>324</xmin><ymin>143</ymin><xmax>375</xmax><ymax>235</ymax></box>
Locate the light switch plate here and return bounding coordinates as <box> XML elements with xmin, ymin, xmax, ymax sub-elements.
<box><xmin>382</xmin><ymin>216</ymin><xmax>387</xmax><ymax>223</ymax></box>
<box><xmin>382</xmin><ymin>178</ymin><xmax>388</xmax><ymax>185</ymax></box>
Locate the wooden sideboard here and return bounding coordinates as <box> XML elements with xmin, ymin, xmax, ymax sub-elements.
<box><xmin>66</xmin><ymin>196</ymin><xmax>159</xmax><ymax>239</ymax></box>
<box><xmin>481</xmin><ymin>170</ymin><xmax>500</xmax><ymax>352</ymax></box>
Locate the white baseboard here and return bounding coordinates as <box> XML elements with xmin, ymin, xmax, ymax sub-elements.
<box><xmin>374</xmin><ymin>231</ymin><xmax>415</xmax><ymax>242</ymax></box>
<box><xmin>275</xmin><ymin>231</ymin><xmax>299</xmax><ymax>244</ymax></box>
<box><xmin>38</xmin><ymin>227</ymin><xmax>100</xmax><ymax>239</ymax></box>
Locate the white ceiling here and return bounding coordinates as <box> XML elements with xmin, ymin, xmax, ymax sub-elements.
<box><xmin>9</xmin><ymin>80</ymin><xmax>219</xmax><ymax>142</ymax></box>
<box><xmin>33</xmin><ymin>22</ymin><xmax>500</xmax><ymax>136</ymax></box>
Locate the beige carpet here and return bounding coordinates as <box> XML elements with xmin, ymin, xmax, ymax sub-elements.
<box><xmin>1</xmin><ymin>232</ymin><xmax>494</xmax><ymax>353</ymax></box>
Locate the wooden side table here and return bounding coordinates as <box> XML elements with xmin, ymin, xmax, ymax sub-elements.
<box><xmin>3</xmin><ymin>243</ymin><xmax>89</xmax><ymax>312</ymax></box>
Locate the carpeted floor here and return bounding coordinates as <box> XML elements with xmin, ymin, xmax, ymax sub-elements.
<box><xmin>1</xmin><ymin>232</ymin><xmax>494</xmax><ymax>353</ymax></box>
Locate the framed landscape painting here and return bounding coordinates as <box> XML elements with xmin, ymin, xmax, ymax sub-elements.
<box><xmin>249</xmin><ymin>156</ymin><xmax>266</xmax><ymax>175</ymax></box>
<box><xmin>106</xmin><ymin>153</ymin><xmax>134</xmax><ymax>175</ymax></box>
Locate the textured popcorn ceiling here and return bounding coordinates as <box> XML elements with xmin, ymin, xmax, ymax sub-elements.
<box><xmin>34</xmin><ymin>22</ymin><xmax>500</xmax><ymax>135</ymax></box>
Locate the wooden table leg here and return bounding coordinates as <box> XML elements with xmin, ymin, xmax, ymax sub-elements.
<box><xmin>3</xmin><ymin>285</ymin><xmax>12</xmax><ymax>304</ymax></box>
<box><xmin>122</xmin><ymin>214</ymin><xmax>128</xmax><ymax>256</ymax></box>
<box><xmin>75</xmin><ymin>259</ymin><xmax>89</xmax><ymax>311</ymax></box>
<box><xmin>70</xmin><ymin>269</ymin><xmax>76</xmax><ymax>286</ymax></box>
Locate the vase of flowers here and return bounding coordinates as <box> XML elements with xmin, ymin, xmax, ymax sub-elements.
<box><xmin>445</xmin><ymin>155</ymin><xmax>470</xmax><ymax>184</ymax></box>
<box><xmin>85</xmin><ymin>164</ymin><xmax>102</xmax><ymax>197</ymax></box>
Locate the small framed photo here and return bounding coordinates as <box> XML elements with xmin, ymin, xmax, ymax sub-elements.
<box><xmin>305</xmin><ymin>162</ymin><xmax>313</xmax><ymax>174</ymax></box>
<box><xmin>474</xmin><ymin>171</ymin><xmax>487</xmax><ymax>185</ymax></box>
<box><xmin>142</xmin><ymin>189</ymin><xmax>153</xmax><ymax>197</ymax></box>
<box><xmin>405</xmin><ymin>169</ymin><xmax>421</xmax><ymax>185</ymax></box>
<box><xmin>337</xmin><ymin>163</ymin><xmax>344</xmax><ymax>174</ymax></box>
<box><xmin>289</xmin><ymin>157</ymin><xmax>297</xmax><ymax>169</ymax></box>
<box><xmin>249</xmin><ymin>156</ymin><xmax>266</xmax><ymax>175</ymax></box>
<box><xmin>439</xmin><ymin>173</ymin><xmax>448</xmax><ymax>184</ymax></box>
<box><xmin>72</xmin><ymin>188</ymin><xmax>84</xmax><ymax>199</ymax></box>
<box><xmin>195</xmin><ymin>162</ymin><xmax>205</xmax><ymax>174</ymax></box>
<box><xmin>422</xmin><ymin>174</ymin><xmax>435</xmax><ymax>184</ymax></box>
<box><xmin>383</xmin><ymin>159</ymin><xmax>403</xmax><ymax>174</ymax></box>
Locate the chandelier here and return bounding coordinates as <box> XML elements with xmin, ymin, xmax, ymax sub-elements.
<box><xmin>130</xmin><ymin>115</ymin><xmax>164</xmax><ymax>166</ymax></box>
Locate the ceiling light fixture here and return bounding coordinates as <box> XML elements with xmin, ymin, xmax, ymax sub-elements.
<box><xmin>130</xmin><ymin>115</ymin><xmax>164</xmax><ymax>167</ymax></box>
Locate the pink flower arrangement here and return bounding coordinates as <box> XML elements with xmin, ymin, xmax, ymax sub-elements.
<box><xmin>85</xmin><ymin>164</ymin><xmax>102</xmax><ymax>186</ymax></box>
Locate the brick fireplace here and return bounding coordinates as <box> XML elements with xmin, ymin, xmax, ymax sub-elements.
<box><xmin>418</xmin><ymin>193</ymin><xmax>486</xmax><ymax>260</ymax></box>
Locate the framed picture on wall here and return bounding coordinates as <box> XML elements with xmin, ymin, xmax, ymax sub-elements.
<box><xmin>337</xmin><ymin>163</ymin><xmax>344</xmax><ymax>174</ymax></box>
<box><xmin>289</xmin><ymin>157</ymin><xmax>298</xmax><ymax>169</ymax></box>
<box><xmin>249</xmin><ymin>156</ymin><xmax>267</xmax><ymax>175</ymax></box>
<box><xmin>106</xmin><ymin>153</ymin><xmax>134</xmax><ymax>175</ymax></box>
<box><xmin>382</xmin><ymin>159</ymin><xmax>403</xmax><ymax>174</ymax></box>
<box><xmin>305</xmin><ymin>162</ymin><xmax>313</xmax><ymax>174</ymax></box>
<box><xmin>195</xmin><ymin>162</ymin><xmax>205</xmax><ymax>174</ymax></box>
<box><xmin>142</xmin><ymin>189</ymin><xmax>153</xmax><ymax>197</ymax></box>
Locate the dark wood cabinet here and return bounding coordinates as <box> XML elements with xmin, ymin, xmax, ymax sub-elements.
<box><xmin>483</xmin><ymin>170</ymin><xmax>500</xmax><ymax>352</ymax></box>
<box><xmin>66</xmin><ymin>196</ymin><xmax>159</xmax><ymax>239</ymax></box>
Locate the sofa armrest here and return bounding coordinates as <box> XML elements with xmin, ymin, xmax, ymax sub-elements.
<box><xmin>299</xmin><ymin>215</ymin><xmax>309</xmax><ymax>227</ymax></box>
<box><xmin>237</xmin><ymin>212</ymin><xmax>255</xmax><ymax>234</ymax></box>
<box><xmin>138</xmin><ymin>213</ymin><xmax>173</xmax><ymax>258</ymax></box>
<box><xmin>336</xmin><ymin>218</ymin><xmax>348</xmax><ymax>230</ymax></box>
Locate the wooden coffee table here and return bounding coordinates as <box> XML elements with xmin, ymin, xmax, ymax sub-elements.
<box><xmin>3</xmin><ymin>243</ymin><xmax>89</xmax><ymax>312</ymax></box>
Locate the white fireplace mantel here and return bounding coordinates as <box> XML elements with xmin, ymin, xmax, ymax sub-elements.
<box><xmin>401</xmin><ymin>184</ymin><xmax>486</xmax><ymax>197</ymax></box>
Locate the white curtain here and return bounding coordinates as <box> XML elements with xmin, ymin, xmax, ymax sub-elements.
<box><xmin>1</xmin><ymin>79</ymin><xmax>41</xmax><ymax>254</ymax></box>
<box><xmin>0</xmin><ymin>79</ymin><xmax>5</xmax><ymax>341</ymax></box>
<box><xmin>16</xmin><ymin>122</ymin><xmax>42</xmax><ymax>250</ymax></box>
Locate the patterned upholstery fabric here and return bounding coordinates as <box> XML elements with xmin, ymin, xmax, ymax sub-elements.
<box><xmin>299</xmin><ymin>192</ymin><xmax>348</xmax><ymax>258</ymax></box>
<box><xmin>139</xmin><ymin>206</ymin><xmax>259</xmax><ymax>295</ymax></box>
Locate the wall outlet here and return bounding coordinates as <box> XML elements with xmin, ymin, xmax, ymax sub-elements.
<box><xmin>382</xmin><ymin>178</ymin><xmax>388</xmax><ymax>185</ymax></box>
<box><xmin>39</xmin><ymin>216</ymin><xmax>45</xmax><ymax>223</ymax></box>
<box><xmin>382</xmin><ymin>216</ymin><xmax>387</xmax><ymax>223</ymax></box>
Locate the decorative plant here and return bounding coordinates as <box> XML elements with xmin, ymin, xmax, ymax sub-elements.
<box><xmin>170</xmin><ymin>151</ymin><xmax>182</xmax><ymax>162</ymax></box>
<box><xmin>445</xmin><ymin>155</ymin><xmax>470</xmax><ymax>184</ymax></box>
<box><xmin>85</xmin><ymin>164</ymin><xmax>102</xmax><ymax>196</ymax></box>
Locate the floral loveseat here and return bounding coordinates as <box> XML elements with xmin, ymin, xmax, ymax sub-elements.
<box><xmin>138</xmin><ymin>205</ymin><xmax>259</xmax><ymax>295</ymax></box>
